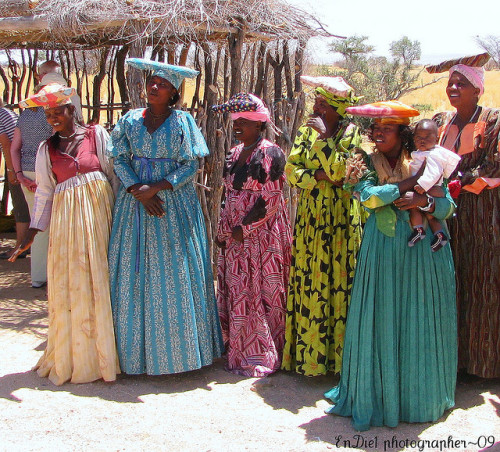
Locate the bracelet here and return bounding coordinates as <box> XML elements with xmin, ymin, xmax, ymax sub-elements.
<box><xmin>16</xmin><ymin>170</ymin><xmax>23</xmax><ymax>174</ymax></box>
<box><xmin>419</xmin><ymin>194</ymin><xmax>435</xmax><ymax>212</ymax></box>
<box><xmin>6</xmin><ymin>168</ymin><xmax>14</xmax><ymax>173</ymax></box>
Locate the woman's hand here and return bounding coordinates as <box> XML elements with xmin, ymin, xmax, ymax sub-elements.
<box><xmin>129</xmin><ymin>180</ymin><xmax>173</xmax><ymax>202</ymax></box>
<box><xmin>6</xmin><ymin>170</ymin><xmax>19</xmax><ymax>185</ymax></box>
<box><xmin>314</xmin><ymin>169</ymin><xmax>342</xmax><ymax>186</ymax></box>
<box><xmin>231</xmin><ymin>226</ymin><xmax>244</xmax><ymax>242</ymax></box>
<box><xmin>214</xmin><ymin>237</ymin><xmax>226</xmax><ymax>249</ymax></box>
<box><xmin>18</xmin><ymin>173</ymin><xmax>37</xmax><ymax>192</ymax></box>
<box><xmin>393</xmin><ymin>192</ymin><xmax>428</xmax><ymax>211</ymax></box>
<box><xmin>130</xmin><ymin>184</ymin><xmax>160</xmax><ymax>201</ymax></box>
<box><xmin>8</xmin><ymin>228</ymin><xmax>38</xmax><ymax>262</ymax></box>
<box><xmin>306</xmin><ymin>115</ymin><xmax>327</xmax><ymax>135</ymax></box>
<box><xmin>141</xmin><ymin>195</ymin><xmax>165</xmax><ymax>217</ymax></box>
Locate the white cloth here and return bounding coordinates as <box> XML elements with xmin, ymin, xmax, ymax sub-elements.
<box><xmin>22</xmin><ymin>171</ymin><xmax>49</xmax><ymax>285</ymax></box>
<box><xmin>410</xmin><ymin>145</ymin><xmax>461</xmax><ymax>192</ymax></box>
<box><xmin>30</xmin><ymin>125</ymin><xmax>118</xmax><ymax>231</ymax></box>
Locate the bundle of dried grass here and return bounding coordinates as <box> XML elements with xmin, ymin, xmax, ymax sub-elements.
<box><xmin>0</xmin><ymin>0</ymin><xmax>333</xmax><ymax>49</ymax></box>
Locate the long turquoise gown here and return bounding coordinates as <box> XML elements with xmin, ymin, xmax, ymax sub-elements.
<box><xmin>107</xmin><ymin>108</ymin><xmax>223</xmax><ymax>375</ymax></box>
<box><xmin>325</xmin><ymin>163</ymin><xmax>457</xmax><ymax>431</ymax></box>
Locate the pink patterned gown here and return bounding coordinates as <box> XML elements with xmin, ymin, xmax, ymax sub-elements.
<box><xmin>217</xmin><ymin>138</ymin><xmax>292</xmax><ymax>377</ymax></box>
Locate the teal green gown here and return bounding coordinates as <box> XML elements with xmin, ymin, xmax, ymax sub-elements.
<box><xmin>324</xmin><ymin>167</ymin><xmax>457</xmax><ymax>431</ymax></box>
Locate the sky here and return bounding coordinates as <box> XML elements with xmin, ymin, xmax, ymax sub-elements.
<box><xmin>290</xmin><ymin>0</ymin><xmax>500</xmax><ymax>65</ymax></box>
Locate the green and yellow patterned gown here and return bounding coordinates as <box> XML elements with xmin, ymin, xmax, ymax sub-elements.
<box><xmin>282</xmin><ymin>123</ymin><xmax>363</xmax><ymax>376</ymax></box>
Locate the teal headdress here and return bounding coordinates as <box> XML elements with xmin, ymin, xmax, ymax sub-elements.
<box><xmin>126</xmin><ymin>58</ymin><xmax>199</xmax><ymax>90</ymax></box>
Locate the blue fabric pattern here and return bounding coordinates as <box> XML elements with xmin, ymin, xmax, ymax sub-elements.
<box><xmin>107</xmin><ymin>108</ymin><xmax>223</xmax><ymax>375</ymax></box>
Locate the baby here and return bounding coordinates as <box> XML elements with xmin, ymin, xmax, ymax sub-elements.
<box><xmin>408</xmin><ymin>119</ymin><xmax>461</xmax><ymax>251</ymax></box>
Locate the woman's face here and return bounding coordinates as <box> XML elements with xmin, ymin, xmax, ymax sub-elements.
<box><xmin>446</xmin><ymin>72</ymin><xmax>480</xmax><ymax>110</ymax></box>
<box><xmin>233</xmin><ymin>118</ymin><xmax>261</xmax><ymax>145</ymax></box>
<box><xmin>313</xmin><ymin>96</ymin><xmax>340</xmax><ymax>124</ymax></box>
<box><xmin>146</xmin><ymin>76</ymin><xmax>177</xmax><ymax>106</ymax></box>
<box><xmin>45</xmin><ymin>105</ymin><xmax>74</xmax><ymax>133</ymax></box>
<box><xmin>372</xmin><ymin>123</ymin><xmax>402</xmax><ymax>155</ymax></box>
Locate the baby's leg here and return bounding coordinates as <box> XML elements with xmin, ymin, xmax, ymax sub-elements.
<box><xmin>408</xmin><ymin>208</ymin><xmax>426</xmax><ymax>247</ymax></box>
<box><xmin>425</xmin><ymin>212</ymin><xmax>449</xmax><ymax>252</ymax></box>
<box><xmin>426</xmin><ymin>214</ymin><xmax>442</xmax><ymax>234</ymax></box>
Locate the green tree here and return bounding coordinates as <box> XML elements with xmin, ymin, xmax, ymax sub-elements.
<box><xmin>327</xmin><ymin>35</ymin><xmax>438</xmax><ymax>104</ymax></box>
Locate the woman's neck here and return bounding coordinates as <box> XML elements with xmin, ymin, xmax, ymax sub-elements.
<box><xmin>382</xmin><ymin>147</ymin><xmax>402</xmax><ymax>159</ymax></box>
<box><xmin>242</xmin><ymin>135</ymin><xmax>262</xmax><ymax>150</ymax></box>
<box><xmin>323</xmin><ymin>118</ymin><xmax>340</xmax><ymax>138</ymax></box>
<box><xmin>455</xmin><ymin>103</ymin><xmax>479</xmax><ymax>126</ymax></box>
<box><xmin>59</xmin><ymin>124</ymin><xmax>78</xmax><ymax>139</ymax></box>
<box><xmin>149</xmin><ymin>104</ymin><xmax>171</xmax><ymax>115</ymax></box>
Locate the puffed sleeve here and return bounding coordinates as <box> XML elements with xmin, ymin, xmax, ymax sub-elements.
<box><xmin>30</xmin><ymin>142</ymin><xmax>56</xmax><ymax>231</ymax></box>
<box><xmin>107</xmin><ymin>111</ymin><xmax>141</xmax><ymax>189</ymax></box>
<box><xmin>285</xmin><ymin>126</ymin><xmax>318</xmax><ymax>190</ymax></box>
<box><xmin>462</xmin><ymin>109</ymin><xmax>500</xmax><ymax>193</ymax></box>
<box><xmin>355</xmin><ymin>178</ymin><xmax>401</xmax><ymax>210</ymax></box>
<box><xmin>178</xmin><ymin>111</ymin><xmax>209</xmax><ymax>159</ymax></box>
<box><xmin>94</xmin><ymin>125</ymin><xmax>120</xmax><ymax>195</ymax></box>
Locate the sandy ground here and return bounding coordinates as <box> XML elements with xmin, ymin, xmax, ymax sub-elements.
<box><xmin>0</xmin><ymin>232</ymin><xmax>499</xmax><ymax>452</ymax></box>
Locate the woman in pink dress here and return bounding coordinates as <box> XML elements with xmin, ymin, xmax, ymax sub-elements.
<box><xmin>213</xmin><ymin>93</ymin><xmax>292</xmax><ymax>377</ymax></box>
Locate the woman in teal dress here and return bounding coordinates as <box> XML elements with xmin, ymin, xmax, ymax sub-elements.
<box><xmin>107</xmin><ymin>59</ymin><xmax>223</xmax><ymax>375</ymax></box>
<box><xmin>325</xmin><ymin>102</ymin><xmax>457</xmax><ymax>431</ymax></box>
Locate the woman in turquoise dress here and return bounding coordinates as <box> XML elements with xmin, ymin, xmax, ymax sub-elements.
<box><xmin>107</xmin><ymin>59</ymin><xmax>223</xmax><ymax>375</ymax></box>
<box><xmin>325</xmin><ymin>102</ymin><xmax>457</xmax><ymax>431</ymax></box>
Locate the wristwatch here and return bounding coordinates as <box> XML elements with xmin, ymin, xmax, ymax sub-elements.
<box><xmin>419</xmin><ymin>194</ymin><xmax>435</xmax><ymax>212</ymax></box>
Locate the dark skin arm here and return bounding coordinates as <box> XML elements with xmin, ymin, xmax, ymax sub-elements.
<box><xmin>128</xmin><ymin>180</ymin><xmax>173</xmax><ymax>217</ymax></box>
<box><xmin>8</xmin><ymin>228</ymin><xmax>39</xmax><ymax>262</ymax></box>
<box><xmin>231</xmin><ymin>225</ymin><xmax>243</xmax><ymax>242</ymax></box>
<box><xmin>397</xmin><ymin>160</ymin><xmax>426</xmax><ymax>194</ymax></box>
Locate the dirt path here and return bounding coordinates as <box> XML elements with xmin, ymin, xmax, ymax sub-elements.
<box><xmin>0</xmin><ymin>232</ymin><xmax>499</xmax><ymax>452</ymax></box>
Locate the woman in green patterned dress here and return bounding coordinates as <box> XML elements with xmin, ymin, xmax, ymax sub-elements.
<box><xmin>282</xmin><ymin>76</ymin><xmax>364</xmax><ymax>376</ymax></box>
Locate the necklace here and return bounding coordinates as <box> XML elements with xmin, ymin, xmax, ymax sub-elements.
<box><xmin>242</xmin><ymin>136</ymin><xmax>262</xmax><ymax>151</ymax></box>
<box><xmin>148</xmin><ymin>107</ymin><xmax>171</xmax><ymax>121</ymax></box>
<box><xmin>59</xmin><ymin>130</ymin><xmax>77</xmax><ymax>140</ymax></box>
<box><xmin>440</xmin><ymin>105</ymin><xmax>480</xmax><ymax>152</ymax></box>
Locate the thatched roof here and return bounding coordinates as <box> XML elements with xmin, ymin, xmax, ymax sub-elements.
<box><xmin>0</xmin><ymin>0</ymin><xmax>334</xmax><ymax>49</ymax></box>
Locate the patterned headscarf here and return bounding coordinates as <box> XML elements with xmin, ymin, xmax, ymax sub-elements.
<box><xmin>449</xmin><ymin>64</ymin><xmax>485</xmax><ymax>97</ymax></box>
<box><xmin>212</xmin><ymin>93</ymin><xmax>271</xmax><ymax>122</ymax></box>
<box><xmin>126</xmin><ymin>58</ymin><xmax>199</xmax><ymax>90</ymax></box>
<box><xmin>314</xmin><ymin>87</ymin><xmax>358</xmax><ymax>118</ymax></box>
<box><xmin>19</xmin><ymin>83</ymin><xmax>75</xmax><ymax>109</ymax></box>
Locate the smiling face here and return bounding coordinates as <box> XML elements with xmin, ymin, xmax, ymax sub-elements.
<box><xmin>233</xmin><ymin>117</ymin><xmax>262</xmax><ymax>146</ymax></box>
<box><xmin>446</xmin><ymin>72</ymin><xmax>480</xmax><ymax>110</ymax></box>
<box><xmin>372</xmin><ymin>123</ymin><xmax>402</xmax><ymax>156</ymax></box>
<box><xmin>146</xmin><ymin>76</ymin><xmax>177</xmax><ymax>107</ymax></box>
<box><xmin>44</xmin><ymin>105</ymin><xmax>74</xmax><ymax>134</ymax></box>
